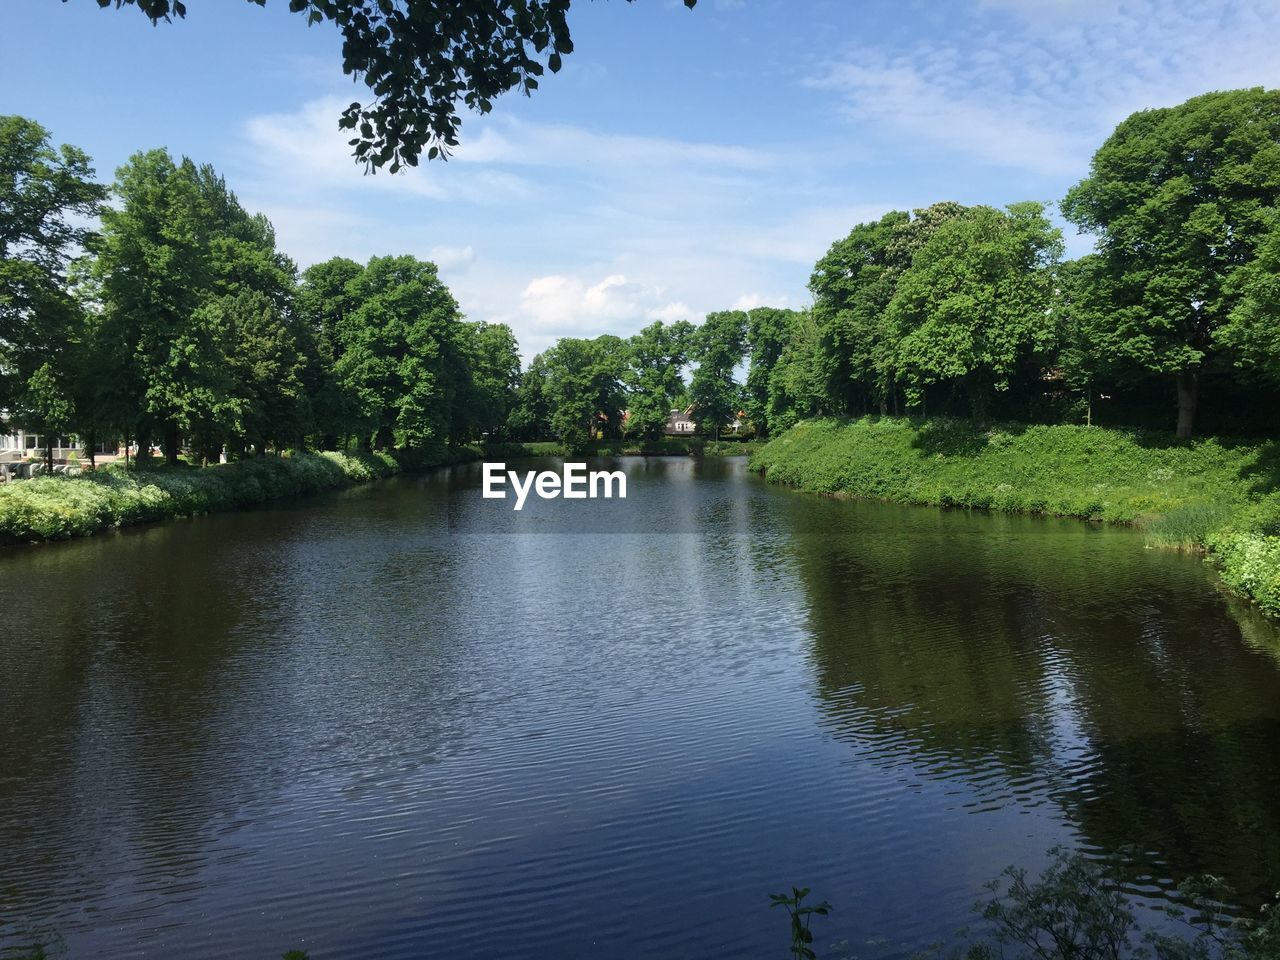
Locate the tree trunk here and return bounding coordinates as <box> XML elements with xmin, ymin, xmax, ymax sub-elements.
<box><xmin>86</xmin><ymin>428</ymin><xmax>97</xmax><ymax>470</ymax></box>
<box><xmin>1175</xmin><ymin>370</ymin><xmax>1198</xmax><ymax>439</ymax></box>
<box><xmin>163</xmin><ymin>422</ymin><xmax>180</xmax><ymax>466</ymax></box>
<box><xmin>45</xmin><ymin>438</ymin><xmax>54</xmax><ymax>474</ymax></box>
<box><xmin>967</xmin><ymin>376</ymin><xmax>990</xmax><ymax>422</ymax></box>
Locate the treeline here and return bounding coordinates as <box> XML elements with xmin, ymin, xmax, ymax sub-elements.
<box><xmin>803</xmin><ymin>89</ymin><xmax>1280</xmax><ymax>438</ymax></box>
<box><xmin>750</xmin><ymin>88</ymin><xmax>1280</xmax><ymax>440</ymax></box>
<box><xmin>5</xmin><ymin>87</ymin><xmax>1279</xmax><ymax>470</ymax></box>
<box><xmin>512</xmin><ymin>87</ymin><xmax>1280</xmax><ymax>446</ymax></box>
<box><xmin>507</xmin><ymin>309</ymin><xmax>748</xmax><ymax>448</ymax></box>
<box><xmin>1</xmin><ymin>116</ymin><xmax>521</xmax><ymax>469</ymax></box>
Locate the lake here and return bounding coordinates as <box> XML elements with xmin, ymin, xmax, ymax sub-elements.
<box><xmin>3</xmin><ymin>456</ymin><xmax>1280</xmax><ymax>959</ymax></box>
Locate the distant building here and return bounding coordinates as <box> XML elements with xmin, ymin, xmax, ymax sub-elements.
<box><xmin>663</xmin><ymin>405</ymin><xmax>747</xmax><ymax>436</ymax></box>
<box><xmin>665</xmin><ymin>406</ymin><xmax>696</xmax><ymax>435</ymax></box>
<box><xmin>0</xmin><ymin>426</ymin><xmax>116</xmax><ymax>463</ymax></box>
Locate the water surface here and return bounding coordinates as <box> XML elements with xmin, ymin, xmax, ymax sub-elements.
<box><xmin>2</xmin><ymin>457</ymin><xmax>1279</xmax><ymax>958</ymax></box>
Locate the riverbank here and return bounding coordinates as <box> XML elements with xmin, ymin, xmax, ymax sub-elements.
<box><xmin>750</xmin><ymin>417</ymin><xmax>1280</xmax><ymax>616</ymax></box>
<box><xmin>0</xmin><ymin>448</ymin><xmax>434</xmax><ymax>544</ymax></box>
<box><xmin>0</xmin><ymin>438</ymin><xmax>755</xmax><ymax>545</ymax></box>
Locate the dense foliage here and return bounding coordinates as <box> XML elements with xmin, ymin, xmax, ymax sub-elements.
<box><xmin>1062</xmin><ymin>88</ymin><xmax>1280</xmax><ymax>438</ymax></box>
<box><xmin>74</xmin><ymin>0</ymin><xmax>698</xmax><ymax>170</ymax></box>
<box><xmin>0</xmin><ymin>450</ymin><xmax>400</xmax><ymax>542</ymax></box>
<box><xmin>0</xmin><ymin>119</ymin><xmax>523</xmax><ymax>466</ymax></box>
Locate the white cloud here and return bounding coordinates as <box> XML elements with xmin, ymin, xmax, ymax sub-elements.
<box><xmin>811</xmin><ymin>0</ymin><xmax>1280</xmax><ymax>177</ymax></box>
<box><xmin>230</xmin><ymin>95</ymin><xmax>871</xmax><ymax>363</ymax></box>
<box><xmin>730</xmin><ymin>292</ymin><xmax>790</xmax><ymax>311</ymax></box>
<box><xmin>519</xmin><ymin>273</ymin><xmax>694</xmax><ymax>336</ymax></box>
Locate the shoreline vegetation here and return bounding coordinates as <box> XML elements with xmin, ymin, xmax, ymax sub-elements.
<box><xmin>0</xmin><ymin>439</ymin><xmax>755</xmax><ymax>545</ymax></box>
<box><xmin>751</xmin><ymin>418</ymin><xmax>1280</xmax><ymax>618</ymax></box>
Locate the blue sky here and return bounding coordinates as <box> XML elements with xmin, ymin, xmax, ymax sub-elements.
<box><xmin>6</xmin><ymin>0</ymin><xmax>1280</xmax><ymax>357</ymax></box>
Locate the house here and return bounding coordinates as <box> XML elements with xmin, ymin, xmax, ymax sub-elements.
<box><xmin>663</xmin><ymin>405</ymin><xmax>746</xmax><ymax>436</ymax></box>
<box><xmin>0</xmin><ymin>426</ymin><xmax>117</xmax><ymax>464</ymax></box>
<box><xmin>665</xmin><ymin>406</ymin><xmax>696</xmax><ymax>435</ymax></box>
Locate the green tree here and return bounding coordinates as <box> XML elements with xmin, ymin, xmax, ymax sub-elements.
<box><xmin>93</xmin><ymin>149</ymin><xmax>299</xmax><ymax>464</ymax></box>
<box><xmin>809</xmin><ymin>212</ymin><xmax>908</xmax><ymax>416</ymax></box>
<box><xmin>508</xmin><ymin>351</ymin><xmax>550</xmax><ymax>441</ymax></box>
<box><xmin>13</xmin><ymin>363</ymin><xmax>73</xmax><ymax>472</ymax></box>
<box><xmin>0</xmin><ymin>116</ymin><xmax>106</xmax><ymax>414</ymax></box>
<box><xmin>885</xmin><ymin>202</ymin><xmax>1062</xmax><ymax>417</ymax></box>
<box><xmin>198</xmin><ymin>290</ymin><xmax>311</xmax><ymax>458</ymax></box>
<box><xmin>1053</xmin><ymin>254</ymin><xmax>1121</xmax><ymax>426</ymax></box>
<box><xmin>81</xmin><ymin>0</ymin><xmax>698</xmax><ymax>170</ymax></box>
<box><xmin>808</xmin><ymin>203</ymin><xmax>970</xmax><ymax>418</ymax></box>
<box><xmin>298</xmin><ymin>256</ymin><xmax>366</xmax><ymax>448</ymax></box>
<box><xmin>625</xmin><ymin>318</ymin><xmax>694</xmax><ymax>439</ymax></box>
<box><xmin>459</xmin><ymin>320</ymin><xmax>522</xmax><ymax>441</ymax></box>
<box><xmin>1218</xmin><ymin>220</ymin><xmax>1280</xmax><ymax>388</ymax></box>
<box><xmin>539</xmin><ymin>335</ymin><xmax>628</xmax><ymax>451</ymax></box>
<box><xmin>690</xmin><ymin>310</ymin><xmax>746</xmax><ymax>438</ymax></box>
<box><xmin>766</xmin><ymin>310</ymin><xmax>826</xmax><ymax>432</ymax></box>
<box><xmin>1062</xmin><ymin>87</ymin><xmax>1280</xmax><ymax>438</ymax></box>
<box><xmin>94</xmin><ymin>150</ymin><xmax>223</xmax><ymax>463</ymax></box>
<box><xmin>743</xmin><ymin>307</ymin><xmax>801</xmax><ymax>436</ymax></box>
<box><xmin>334</xmin><ymin>255</ymin><xmax>467</xmax><ymax>449</ymax></box>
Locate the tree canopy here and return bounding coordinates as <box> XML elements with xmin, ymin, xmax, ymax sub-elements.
<box><xmin>80</xmin><ymin>0</ymin><xmax>698</xmax><ymax>171</ymax></box>
<box><xmin>1062</xmin><ymin>87</ymin><xmax>1280</xmax><ymax>437</ymax></box>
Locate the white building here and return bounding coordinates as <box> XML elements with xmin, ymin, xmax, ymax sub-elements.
<box><xmin>0</xmin><ymin>426</ymin><xmax>111</xmax><ymax>462</ymax></box>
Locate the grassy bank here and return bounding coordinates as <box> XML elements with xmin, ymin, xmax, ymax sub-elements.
<box><xmin>0</xmin><ymin>437</ymin><xmax>756</xmax><ymax>546</ymax></box>
<box><xmin>0</xmin><ymin>446</ymin><xmax>478</xmax><ymax>544</ymax></box>
<box><xmin>751</xmin><ymin>417</ymin><xmax>1280</xmax><ymax>616</ymax></box>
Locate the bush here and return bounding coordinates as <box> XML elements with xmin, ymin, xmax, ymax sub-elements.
<box><xmin>0</xmin><ymin>451</ymin><xmax>400</xmax><ymax>544</ymax></box>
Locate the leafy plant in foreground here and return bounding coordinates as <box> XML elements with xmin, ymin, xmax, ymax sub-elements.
<box><xmin>770</xmin><ymin>885</ymin><xmax>832</xmax><ymax>960</ymax></box>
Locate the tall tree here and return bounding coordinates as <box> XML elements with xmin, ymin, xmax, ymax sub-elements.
<box><xmin>743</xmin><ymin>307</ymin><xmax>801</xmax><ymax>436</ymax></box>
<box><xmin>809</xmin><ymin>204</ymin><xmax>970</xmax><ymax>417</ymax></box>
<box><xmin>78</xmin><ymin>0</ymin><xmax>698</xmax><ymax>170</ymax></box>
<box><xmin>690</xmin><ymin>310</ymin><xmax>746</xmax><ymax>438</ymax></box>
<box><xmin>0</xmin><ymin>116</ymin><xmax>106</xmax><ymax>416</ymax></box>
<box><xmin>766</xmin><ymin>310</ymin><xmax>826</xmax><ymax>432</ymax></box>
<box><xmin>538</xmin><ymin>335</ymin><xmax>627</xmax><ymax>451</ymax></box>
<box><xmin>93</xmin><ymin>150</ymin><xmax>299</xmax><ymax>463</ymax></box>
<box><xmin>298</xmin><ymin>256</ymin><xmax>366</xmax><ymax>447</ymax></box>
<box><xmin>1062</xmin><ymin>87</ymin><xmax>1280</xmax><ymax>438</ymax></box>
<box><xmin>199</xmin><ymin>290</ymin><xmax>312</xmax><ymax>457</ymax></box>
<box><xmin>809</xmin><ymin>212</ymin><xmax>908</xmax><ymax>415</ymax></box>
<box><xmin>508</xmin><ymin>351</ymin><xmax>551</xmax><ymax>441</ymax></box>
<box><xmin>625</xmin><ymin>319</ymin><xmax>694</xmax><ymax>440</ymax></box>
<box><xmin>94</xmin><ymin>150</ymin><xmax>220</xmax><ymax>463</ymax></box>
<box><xmin>459</xmin><ymin>320</ymin><xmax>522</xmax><ymax>441</ymax></box>
<box><xmin>885</xmin><ymin>203</ymin><xmax>1062</xmax><ymax>417</ymax></box>
<box><xmin>334</xmin><ymin>255</ymin><xmax>467</xmax><ymax>449</ymax></box>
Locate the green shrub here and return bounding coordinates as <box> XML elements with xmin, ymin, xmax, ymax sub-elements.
<box><xmin>0</xmin><ymin>451</ymin><xmax>401</xmax><ymax>544</ymax></box>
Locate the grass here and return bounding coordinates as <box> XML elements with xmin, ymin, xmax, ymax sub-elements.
<box><xmin>751</xmin><ymin>417</ymin><xmax>1280</xmax><ymax>616</ymax></box>
<box><xmin>0</xmin><ymin>436</ymin><xmax>756</xmax><ymax>546</ymax></box>
<box><xmin>0</xmin><ymin>447</ymin><xmax>464</xmax><ymax>544</ymax></box>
